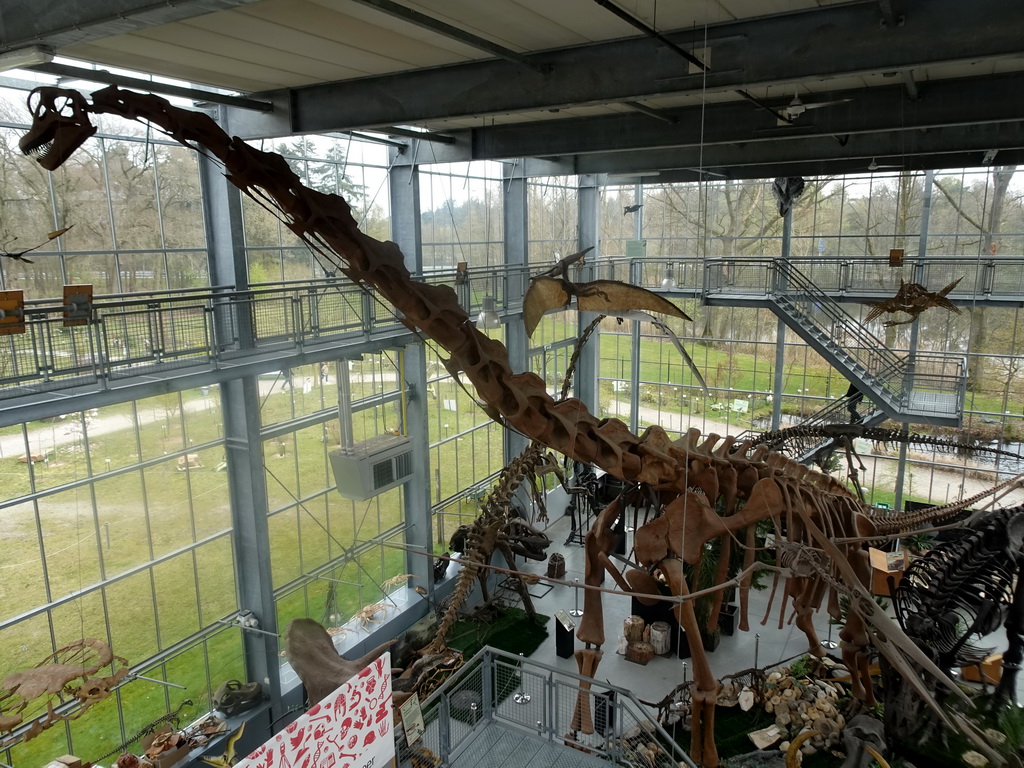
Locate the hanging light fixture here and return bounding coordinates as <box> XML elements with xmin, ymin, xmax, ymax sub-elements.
<box><xmin>476</xmin><ymin>296</ymin><xmax>501</xmax><ymax>329</ymax></box>
<box><xmin>660</xmin><ymin>263</ymin><xmax>677</xmax><ymax>291</ymax></box>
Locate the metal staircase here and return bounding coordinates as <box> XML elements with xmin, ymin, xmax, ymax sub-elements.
<box><xmin>708</xmin><ymin>257</ymin><xmax>966</xmax><ymax>466</ymax></box>
<box><xmin>710</xmin><ymin>258</ymin><xmax>966</xmax><ymax>429</ymax></box>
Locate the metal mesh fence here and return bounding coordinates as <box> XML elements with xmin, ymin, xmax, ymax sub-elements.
<box><xmin>0</xmin><ymin>254</ymin><xmax>1005</xmax><ymax>406</ymax></box>
<box><xmin>103</xmin><ymin>302</ymin><xmax>213</xmax><ymax>378</ymax></box>
<box><xmin>0</xmin><ymin>279</ymin><xmax>411</xmax><ymax>401</ymax></box>
<box><xmin>1</xmin><ymin>316</ymin><xmax>99</xmax><ymax>392</ymax></box>
<box><xmin>397</xmin><ymin>648</ymin><xmax>694</xmax><ymax>768</ymax></box>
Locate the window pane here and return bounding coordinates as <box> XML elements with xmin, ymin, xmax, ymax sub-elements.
<box><xmin>195</xmin><ymin>536</ymin><xmax>237</xmax><ymax>623</ymax></box>
<box><xmin>105</xmin><ymin>570</ymin><xmax>158</xmax><ymax>663</ymax></box>
<box><xmin>40</xmin><ymin>487</ymin><xmax>101</xmax><ymax>598</ymax></box>
<box><xmin>153</xmin><ymin>552</ymin><xmax>200</xmax><ymax>645</ymax></box>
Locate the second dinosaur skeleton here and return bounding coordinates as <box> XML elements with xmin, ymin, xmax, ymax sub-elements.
<box><xmin>424</xmin><ymin>442</ymin><xmax>553</xmax><ymax>656</ymax></box>
<box><xmin>0</xmin><ymin>638</ymin><xmax>129</xmax><ymax>748</ymax></box>
<box><xmin>19</xmin><ymin>85</ymin><xmax>1015</xmax><ymax>767</ymax></box>
<box><xmin>753</xmin><ymin>423</ymin><xmax>1024</xmax><ymax>501</ymax></box>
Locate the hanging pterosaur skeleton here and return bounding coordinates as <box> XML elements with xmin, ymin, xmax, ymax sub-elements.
<box><xmin>524</xmin><ymin>247</ymin><xmax>707</xmax><ymax>390</ymax></box>
<box><xmin>864</xmin><ymin>277</ymin><xmax>963</xmax><ymax>327</ymax></box>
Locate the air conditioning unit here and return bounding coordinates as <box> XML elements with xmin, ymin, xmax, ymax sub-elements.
<box><xmin>329</xmin><ymin>434</ymin><xmax>413</xmax><ymax>501</ymax></box>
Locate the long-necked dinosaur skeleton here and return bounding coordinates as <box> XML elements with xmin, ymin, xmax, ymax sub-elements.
<box><xmin>18</xmin><ymin>86</ymin><xmax>1015</xmax><ymax>767</ymax></box>
<box><xmin>753</xmin><ymin>423</ymin><xmax>1024</xmax><ymax>463</ymax></box>
<box><xmin>421</xmin><ymin>317</ymin><xmax>611</xmax><ymax>659</ymax></box>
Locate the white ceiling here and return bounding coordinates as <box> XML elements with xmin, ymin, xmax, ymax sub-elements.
<box><xmin>61</xmin><ymin>0</ymin><xmax>849</xmax><ymax>94</ymax></box>
<box><xmin>6</xmin><ymin>0</ymin><xmax>1024</xmax><ymax>177</ymax></box>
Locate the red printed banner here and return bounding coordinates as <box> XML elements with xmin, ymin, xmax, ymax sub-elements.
<box><xmin>237</xmin><ymin>653</ymin><xmax>395</xmax><ymax>768</ymax></box>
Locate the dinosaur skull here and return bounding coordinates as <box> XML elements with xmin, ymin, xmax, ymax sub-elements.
<box><xmin>841</xmin><ymin>714</ymin><xmax>887</xmax><ymax>768</ymax></box>
<box><xmin>20</xmin><ymin>88</ymin><xmax>97</xmax><ymax>171</ymax></box>
<box><xmin>502</xmin><ymin>517</ymin><xmax>551</xmax><ymax>561</ymax></box>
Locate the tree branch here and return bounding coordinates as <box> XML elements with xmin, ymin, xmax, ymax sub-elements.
<box><xmin>932</xmin><ymin>177</ymin><xmax>983</xmax><ymax>232</ymax></box>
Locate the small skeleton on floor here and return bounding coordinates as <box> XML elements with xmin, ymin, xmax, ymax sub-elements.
<box><xmin>382</xmin><ymin>573</ymin><xmax>414</xmax><ymax>591</ymax></box>
<box><xmin>350</xmin><ymin>601</ymin><xmax>388</xmax><ymax>630</ymax></box>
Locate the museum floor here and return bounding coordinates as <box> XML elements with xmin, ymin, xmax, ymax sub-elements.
<box><xmin>517</xmin><ymin>513</ymin><xmax>845</xmax><ymax>700</ymax></box>
<box><xmin>441</xmin><ymin>511</ymin><xmax>1019</xmax><ymax>767</ymax></box>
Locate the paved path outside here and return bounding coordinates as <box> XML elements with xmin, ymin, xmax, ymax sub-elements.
<box><xmin>3</xmin><ymin>381</ymin><xmax>1018</xmax><ymax>508</ymax></box>
<box><xmin>0</xmin><ymin>374</ymin><xmax>298</xmax><ymax>460</ymax></box>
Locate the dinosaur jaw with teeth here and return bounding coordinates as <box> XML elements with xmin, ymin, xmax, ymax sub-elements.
<box><xmin>19</xmin><ymin>87</ymin><xmax>98</xmax><ymax>171</ymax></box>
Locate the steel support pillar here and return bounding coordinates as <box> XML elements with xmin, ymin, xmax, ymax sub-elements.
<box><xmin>502</xmin><ymin>161</ymin><xmax>530</xmax><ymax>460</ymax></box>
<box><xmin>200</xmin><ymin>128</ymin><xmax>280</xmax><ymax>711</ymax></box>
<box><xmin>772</xmin><ymin>206</ymin><xmax>793</xmax><ymax>429</ymax></box>
<box><xmin>628</xmin><ymin>187</ymin><xmax>643</xmax><ymax>433</ymax></box>
<box><xmin>222</xmin><ymin>379</ymin><xmax>280</xmax><ymax>708</ymax></box>
<box><xmin>199</xmin><ymin>113</ymin><xmax>253</xmax><ymax>347</ymax></box>
<box><xmin>894</xmin><ymin>170</ymin><xmax>935</xmax><ymax>516</ymax></box>
<box><xmin>389</xmin><ymin>145</ymin><xmax>434</xmax><ymax>596</ymax></box>
<box><xmin>575</xmin><ymin>175</ymin><xmax>601</xmax><ymax>412</ymax></box>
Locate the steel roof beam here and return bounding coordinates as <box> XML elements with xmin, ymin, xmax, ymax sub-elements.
<box><xmin>573</xmin><ymin>122</ymin><xmax>1024</xmax><ymax>178</ymax></box>
<box><xmin>645</xmin><ymin>149</ymin><xmax>1024</xmax><ymax>183</ymax></box>
<box><xmin>458</xmin><ymin>73</ymin><xmax>1024</xmax><ymax>161</ymax></box>
<box><xmin>274</xmin><ymin>0</ymin><xmax>1024</xmax><ymax>133</ymax></box>
<box><xmin>349</xmin><ymin>0</ymin><xmax>547</xmax><ymax>73</ymax></box>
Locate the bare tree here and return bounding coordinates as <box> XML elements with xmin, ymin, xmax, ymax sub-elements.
<box><xmin>934</xmin><ymin>166</ymin><xmax>1017</xmax><ymax>391</ymax></box>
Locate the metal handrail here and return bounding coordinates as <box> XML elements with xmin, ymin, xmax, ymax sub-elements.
<box><xmin>769</xmin><ymin>259</ymin><xmax>904</xmax><ymax>378</ymax></box>
<box><xmin>411</xmin><ymin>646</ymin><xmax>696</xmax><ymax>768</ymax></box>
<box><xmin>701</xmin><ymin>257</ymin><xmax>966</xmax><ymax>423</ymax></box>
<box><xmin>0</xmin><ymin>254</ymin><xmax>985</xmax><ymax>410</ymax></box>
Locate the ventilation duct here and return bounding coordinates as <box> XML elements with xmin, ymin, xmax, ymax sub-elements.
<box><xmin>328</xmin><ymin>359</ymin><xmax>413</xmax><ymax>500</ymax></box>
<box><xmin>330</xmin><ymin>433</ymin><xmax>413</xmax><ymax>501</ymax></box>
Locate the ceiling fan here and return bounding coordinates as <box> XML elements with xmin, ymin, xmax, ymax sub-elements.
<box><xmin>867</xmin><ymin>157</ymin><xmax>903</xmax><ymax>171</ymax></box>
<box><xmin>777</xmin><ymin>93</ymin><xmax>853</xmax><ymax>124</ymax></box>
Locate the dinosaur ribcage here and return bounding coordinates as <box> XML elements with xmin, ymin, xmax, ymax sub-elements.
<box><xmin>893</xmin><ymin>508</ymin><xmax>1021</xmax><ymax>669</ymax></box>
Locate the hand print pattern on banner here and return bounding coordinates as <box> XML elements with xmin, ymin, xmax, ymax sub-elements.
<box><xmin>236</xmin><ymin>653</ymin><xmax>394</xmax><ymax>768</ymax></box>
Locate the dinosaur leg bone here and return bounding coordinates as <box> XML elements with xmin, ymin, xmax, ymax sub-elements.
<box><xmin>577</xmin><ymin>498</ymin><xmax>626</xmax><ymax>646</ymax></box>
<box><xmin>660</xmin><ymin>558</ymin><xmax>720</xmax><ymax>768</ymax></box>
<box><xmin>570</xmin><ymin>649</ymin><xmax>603</xmax><ymax>734</ymax></box>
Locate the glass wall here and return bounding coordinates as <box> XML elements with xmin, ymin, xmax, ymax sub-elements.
<box><xmin>242</xmin><ymin>135</ymin><xmax>392</xmax><ymax>283</ymax></box>
<box><xmin>593</xmin><ymin>170</ymin><xmax>1024</xmax><ymax>508</ymax></box>
<box><xmin>0</xmin><ymin>87</ymin><xmax>207</xmax><ymax>296</ymax></box>
<box><xmin>419</xmin><ymin>161</ymin><xmax>504</xmax><ymax>270</ymax></box>
<box><xmin>0</xmin><ymin>393</ymin><xmax>241</xmax><ymax>766</ymax></box>
<box><xmin>527</xmin><ymin>176</ymin><xmax>579</xmax><ymax>266</ymax></box>
<box><xmin>417</xmin><ymin>160</ymin><xmax>509</xmax><ymax>548</ymax></box>
<box><xmin>258</xmin><ymin>354</ymin><xmax>410</xmax><ymax>633</ymax></box>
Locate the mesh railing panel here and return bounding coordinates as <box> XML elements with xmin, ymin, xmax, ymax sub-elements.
<box><xmin>102</xmin><ymin>303</ymin><xmax>212</xmax><ymax>379</ymax></box>
<box><xmin>0</xmin><ymin>279</ymin><xmax>413</xmax><ymax>401</ymax></box>
<box><xmin>403</xmin><ymin>648</ymin><xmax>694</xmax><ymax>768</ymax></box>
<box><xmin>491</xmin><ymin>658</ymin><xmax>548</xmax><ymax>732</ymax></box>
<box><xmin>249</xmin><ymin>294</ymin><xmax>296</xmax><ymax>346</ymax></box>
<box><xmin>0</xmin><ymin>316</ymin><xmax>100</xmax><ymax>395</ymax></box>
<box><xmin>443</xmin><ymin>654</ymin><xmax>488</xmax><ymax>757</ymax></box>
<box><xmin>297</xmin><ymin>285</ymin><xmax>367</xmax><ymax>340</ymax></box>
